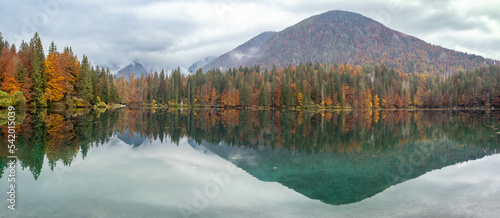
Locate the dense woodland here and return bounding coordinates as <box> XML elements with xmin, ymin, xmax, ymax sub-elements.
<box><xmin>1</xmin><ymin>32</ymin><xmax>500</xmax><ymax>109</ymax></box>
<box><xmin>0</xmin><ymin>33</ymin><xmax>119</xmax><ymax>108</ymax></box>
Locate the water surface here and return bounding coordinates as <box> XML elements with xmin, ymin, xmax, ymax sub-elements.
<box><xmin>1</xmin><ymin>109</ymin><xmax>499</xmax><ymax>217</ymax></box>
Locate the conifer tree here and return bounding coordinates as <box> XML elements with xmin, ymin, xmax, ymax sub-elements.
<box><xmin>77</xmin><ymin>55</ymin><xmax>94</xmax><ymax>102</ymax></box>
<box><xmin>159</xmin><ymin>70</ymin><xmax>166</xmax><ymax>103</ymax></box>
<box><xmin>31</xmin><ymin>33</ymin><xmax>47</xmax><ymax>107</ymax></box>
<box><xmin>100</xmin><ymin>68</ymin><xmax>109</xmax><ymax>103</ymax></box>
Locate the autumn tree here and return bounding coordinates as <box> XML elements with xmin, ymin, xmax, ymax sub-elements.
<box><xmin>0</xmin><ymin>47</ymin><xmax>20</xmax><ymax>94</ymax></box>
<box><xmin>45</xmin><ymin>47</ymin><xmax>65</xmax><ymax>102</ymax></box>
<box><xmin>373</xmin><ymin>94</ymin><xmax>380</xmax><ymax>108</ymax></box>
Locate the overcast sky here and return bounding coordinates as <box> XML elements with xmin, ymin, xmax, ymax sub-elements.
<box><xmin>1</xmin><ymin>0</ymin><xmax>499</xmax><ymax>72</ymax></box>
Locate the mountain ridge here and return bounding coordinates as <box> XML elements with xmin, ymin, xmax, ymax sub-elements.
<box><xmin>202</xmin><ymin>10</ymin><xmax>497</xmax><ymax>74</ymax></box>
<box><xmin>188</xmin><ymin>56</ymin><xmax>217</xmax><ymax>72</ymax></box>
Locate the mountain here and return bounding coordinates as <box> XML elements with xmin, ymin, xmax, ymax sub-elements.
<box><xmin>188</xmin><ymin>56</ymin><xmax>217</xmax><ymax>73</ymax></box>
<box><xmin>116</xmin><ymin>128</ymin><xmax>146</xmax><ymax>148</ymax></box>
<box><xmin>202</xmin><ymin>31</ymin><xmax>276</xmax><ymax>71</ymax></box>
<box><xmin>191</xmin><ymin>139</ymin><xmax>495</xmax><ymax>205</ymax></box>
<box><xmin>203</xmin><ymin>10</ymin><xmax>496</xmax><ymax>74</ymax></box>
<box><xmin>116</xmin><ymin>62</ymin><xmax>148</xmax><ymax>80</ymax></box>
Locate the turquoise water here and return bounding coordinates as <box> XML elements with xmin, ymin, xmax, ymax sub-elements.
<box><xmin>1</xmin><ymin>109</ymin><xmax>499</xmax><ymax>217</ymax></box>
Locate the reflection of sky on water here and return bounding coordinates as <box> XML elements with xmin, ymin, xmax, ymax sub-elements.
<box><xmin>1</xmin><ymin>136</ymin><xmax>499</xmax><ymax>217</ymax></box>
<box><xmin>338</xmin><ymin>153</ymin><xmax>500</xmax><ymax>218</ymax></box>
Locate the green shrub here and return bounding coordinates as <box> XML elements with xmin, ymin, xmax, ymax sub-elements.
<box><xmin>0</xmin><ymin>91</ymin><xmax>12</xmax><ymax>108</ymax></box>
<box><xmin>11</xmin><ymin>92</ymin><xmax>26</xmax><ymax>107</ymax></box>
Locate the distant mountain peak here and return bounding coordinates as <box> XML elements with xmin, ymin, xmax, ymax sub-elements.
<box><xmin>116</xmin><ymin>62</ymin><xmax>148</xmax><ymax>81</ymax></box>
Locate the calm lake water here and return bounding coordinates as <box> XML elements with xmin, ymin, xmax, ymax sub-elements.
<box><xmin>1</xmin><ymin>109</ymin><xmax>500</xmax><ymax>217</ymax></box>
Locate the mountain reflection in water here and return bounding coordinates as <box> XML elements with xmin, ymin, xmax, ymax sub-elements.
<box><xmin>0</xmin><ymin>109</ymin><xmax>498</xmax><ymax>206</ymax></box>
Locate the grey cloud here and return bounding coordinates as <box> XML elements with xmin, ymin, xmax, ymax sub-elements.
<box><xmin>1</xmin><ymin>0</ymin><xmax>498</xmax><ymax>72</ymax></box>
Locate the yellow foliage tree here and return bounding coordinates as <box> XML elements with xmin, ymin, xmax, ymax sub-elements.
<box><xmin>365</xmin><ymin>89</ymin><xmax>372</xmax><ymax>108</ymax></box>
<box><xmin>373</xmin><ymin>94</ymin><xmax>380</xmax><ymax>108</ymax></box>
<box><xmin>324</xmin><ymin>97</ymin><xmax>333</xmax><ymax>106</ymax></box>
<box><xmin>296</xmin><ymin>92</ymin><xmax>303</xmax><ymax>107</ymax></box>
<box><xmin>45</xmin><ymin>52</ymin><xmax>65</xmax><ymax>102</ymax></box>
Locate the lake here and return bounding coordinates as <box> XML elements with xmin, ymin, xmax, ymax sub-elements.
<box><xmin>1</xmin><ymin>109</ymin><xmax>499</xmax><ymax>217</ymax></box>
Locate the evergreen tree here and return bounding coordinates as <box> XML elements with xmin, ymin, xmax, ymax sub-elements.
<box><xmin>172</xmin><ymin>67</ymin><xmax>182</xmax><ymax>103</ymax></box>
<box><xmin>151</xmin><ymin>72</ymin><xmax>159</xmax><ymax>102</ymax></box>
<box><xmin>186</xmin><ymin>77</ymin><xmax>192</xmax><ymax>104</ymax></box>
<box><xmin>0</xmin><ymin>32</ymin><xmax>8</xmax><ymax>49</ymax></box>
<box><xmin>109</xmin><ymin>74</ymin><xmax>119</xmax><ymax>103</ymax></box>
<box><xmin>159</xmin><ymin>70</ymin><xmax>166</xmax><ymax>103</ymax></box>
<box><xmin>100</xmin><ymin>68</ymin><xmax>109</xmax><ymax>103</ymax></box>
<box><xmin>281</xmin><ymin>81</ymin><xmax>294</xmax><ymax>107</ymax></box>
<box><xmin>16</xmin><ymin>62</ymin><xmax>27</xmax><ymax>86</ymax></box>
<box><xmin>240</xmin><ymin>82</ymin><xmax>251</xmax><ymax>107</ymax></box>
<box><xmin>166</xmin><ymin>74</ymin><xmax>175</xmax><ymax>104</ymax></box>
<box><xmin>77</xmin><ymin>55</ymin><xmax>93</xmax><ymax>102</ymax></box>
<box><xmin>91</xmin><ymin>67</ymin><xmax>98</xmax><ymax>104</ymax></box>
<box><xmin>190</xmin><ymin>76</ymin><xmax>197</xmax><ymax>104</ymax></box>
<box><xmin>258</xmin><ymin>83</ymin><xmax>269</xmax><ymax>106</ymax></box>
<box><xmin>49</xmin><ymin>41</ymin><xmax>57</xmax><ymax>54</ymax></box>
<box><xmin>31</xmin><ymin>33</ymin><xmax>47</xmax><ymax>107</ymax></box>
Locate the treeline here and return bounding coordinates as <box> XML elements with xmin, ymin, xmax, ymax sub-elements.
<box><xmin>2</xmin><ymin>32</ymin><xmax>500</xmax><ymax>109</ymax></box>
<box><xmin>127</xmin><ymin>63</ymin><xmax>500</xmax><ymax>109</ymax></box>
<box><xmin>0</xmin><ymin>32</ymin><xmax>120</xmax><ymax>108</ymax></box>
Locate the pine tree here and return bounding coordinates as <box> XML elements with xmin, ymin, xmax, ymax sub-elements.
<box><xmin>0</xmin><ymin>32</ymin><xmax>8</xmax><ymax>49</ymax></box>
<box><xmin>166</xmin><ymin>75</ymin><xmax>175</xmax><ymax>104</ymax></box>
<box><xmin>159</xmin><ymin>70</ymin><xmax>166</xmax><ymax>103</ymax></box>
<box><xmin>49</xmin><ymin>41</ymin><xmax>57</xmax><ymax>54</ymax></box>
<box><xmin>172</xmin><ymin>67</ymin><xmax>182</xmax><ymax>103</ymax></box>
<box><xmin>239</xmin><ymin>82</ymin><xmax>251</xmax><ymax>107</ymax></box>
<box><xmin>91</xmin><ymin>67</ymin><xmax>98</xmax><ymax>104</ymax></box>
<box><xmin>109</xmin><ymin>74</ymin><xmax>119</xmax><ymax>103</ymax></box>
<box><xmin>281</xmin><ymin>81</ymin><xmax>294</xmax><ymax>107</ymax></box>
<box><xmin>151</xmin><ymin>72</ymin><xmax>159</xmax><ymax>102</ymax></box>
<box><xmin>31</xmin><ymin>33</ymin><xmax>47</xmax><ymax>107</ymax></box>
<box><xmin>100</xmin><ymin>69</ymin><xmax>109</xmax><ymax>103</ymax></box>
<box><xmin>16</xmin><ymin>62</ymin><xmax>27</xmax><ymax>85</ymax></box>
<box><xmin>258</xmin><ymin>83</ymin><xmax>269</xmax><ymax>106</ymax></box>
<box><xmin>77</xmin><ymin>55</ymin><xmax>93</xmax><ymax>102</ymax></box>
<box><xmin>186</xmin><ymin>77</ymin><xmax>192</xmax><ymax>105</ymax></box>
<box><xmin>190</xmin><ymin>76</ymin><xmax>197</xmax><ymax>104</ymax></box>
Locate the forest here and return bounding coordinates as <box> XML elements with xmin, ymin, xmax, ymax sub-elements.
<box><xmin>1</xmin><ymin>32</ymin><xmax>500</xmax><ymax>109</ymax></box>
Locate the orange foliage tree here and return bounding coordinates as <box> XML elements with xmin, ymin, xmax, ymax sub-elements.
<box><xmin>45</xmin><ymin>52</ymin><xmax>65</xmax><ymax>102</ymax></box>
